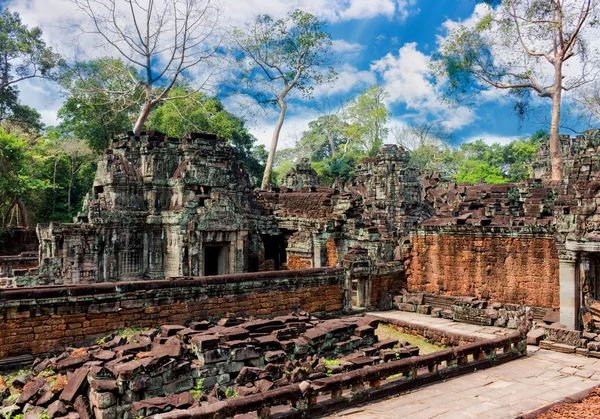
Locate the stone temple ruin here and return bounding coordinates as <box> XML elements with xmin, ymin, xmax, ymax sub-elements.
<box><xmin>4</xmin><ymin>130</ymin><xmax>600</xmax><ymax>417</ymax></box>
<box><xmin>5</xmin><ymin>131</ymin><xmax>427</xmax><ymax>292</ymax></box>
<box><xmin>6</xmin><ymin>130</ymin><xmax>600</xmax><ymax>327</ymax></box>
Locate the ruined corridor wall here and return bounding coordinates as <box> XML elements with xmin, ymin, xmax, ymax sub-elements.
<box><xmin>371</xmin><ymin>262</ymin><xmax>406</xmax><ymax>307</ymax></box>
<box><xmin>407</xmin><ymin>230</ymin><xmax>559</xmax><ymax>308</ymax></box>
<box><xmin>0</xmin><ymin>268</ymin><xmax>344</xmax><ymax>358</ymax></box>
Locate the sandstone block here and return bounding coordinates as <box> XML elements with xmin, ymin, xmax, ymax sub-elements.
<box><xmin>526</xmin><ymin>328</ymin><xmax>546</xmax><ymax>346</ymax></box>
<box><xmin>397</xmin><ymin>303</ymin><xmax>415</xmax><ymax>312</ymax></box>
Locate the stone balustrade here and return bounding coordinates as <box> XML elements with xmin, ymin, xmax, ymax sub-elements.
<box><xmin>155</xmin><ymin>331</ymin><xmax>526</xmax><ymax>419</ymax></box>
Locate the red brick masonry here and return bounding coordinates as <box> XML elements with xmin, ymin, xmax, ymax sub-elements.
<box><xmin>408</xmin><ymin>232</ymin><xmax>559</xmax><ymax>308</ymax></box>
<box><xmin>0</xmin><ymin>268</ymin><xmax>344</xmax><ymax>358</ymax></box>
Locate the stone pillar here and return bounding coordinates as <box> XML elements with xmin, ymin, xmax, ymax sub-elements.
<box><xmin>313</xmin><ymin>235</ymin><xmax>324</xmax><ymax>268</ymax></box>
<box><xmin>559</xmin><ymin>251</ymin><xmax>578</xmax><ymax>329</ymax></box>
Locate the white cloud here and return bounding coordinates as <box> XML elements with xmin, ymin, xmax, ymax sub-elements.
<box><xmin>15</xmin><ymin>78</ymin><xmax>63</xmax><ymax>127</ymax></box>
<box><xmin>250</xmin><ymin>112</ymin><xmax>320</xmax><ymax>149</ymax></box>
<box><xmin>371</xmin><ymin>42</ymin><xmax>476</xmax><ymax>130</ymax></box>
<box><xmin>336</xmin><ymin>0</ymin><xmax>396</xmax><ymax>21</ymax></box>
<box><xmin>312</xmin><ymin>64</ymin><xmax>376</xmax><ymax>98</ymax></box>
<box><xmin>331</xmin><ymin>39</ymin><xmax>365</xmax><ymax>54</ymax></box>
<box><xmin>7</xmin><ymin>0</ymin><xmax>419</xmax><ymax>136</ymax></box>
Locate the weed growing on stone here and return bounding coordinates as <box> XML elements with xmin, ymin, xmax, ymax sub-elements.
<box><xmin>190</xmin><ymin>379</ymin><xmax>204</xmax><ymax>400</ymax></box>
<box><xmin>2</xmin><ymin>368</ymin><xmax>32</xmax><ymax>387</ymax></box>
<box><xmin>38</xmin><ymin>369</ymin><xmax>55</xmax><ymax>378</ymax></box>
<box><xmin>225</xmin><ymin>387</ymin><xmax>237</xmax><ymax>399</ymax></box>
<box><xmin>117</xmin><ymin>327</ymin><xmax>144</xmax><ymax>338</ymax></box>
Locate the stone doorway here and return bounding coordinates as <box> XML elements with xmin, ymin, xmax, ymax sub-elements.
<box><xmin>204</xmin><ymin>244</ymin><xmax>229</xmax><ymax>276</ymax></box>
<box><xmin>352</xmin><ymin>276</ymin><xmax>369</xmax><ymax>308</ymax></box>
<box><xmin>580</xmin><ymin>253</ymin><xmax>600</xmax><ymax>330</ymax></box>
<box><xmin>262</xmin><ymin>234</ymin><xmax>287</xmax><ymax>270</ymax></box>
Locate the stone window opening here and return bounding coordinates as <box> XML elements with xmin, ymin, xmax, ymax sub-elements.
<box><xmin>93</xmin><ymin>185</ymin><xmax>104</xmax><ymax>197</ymax></box>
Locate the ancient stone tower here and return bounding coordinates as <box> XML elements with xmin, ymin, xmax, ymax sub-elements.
<box><xmin>37</xmin><ymin>132</ymin><xmax>277</xmax><ymax>285</ymax></box>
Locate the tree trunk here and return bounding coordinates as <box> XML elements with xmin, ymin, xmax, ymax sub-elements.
<box><xmin>68</xmin><ymin>161</ymin><xmax>75</xmax><ymax>213</ymax></box>
<box><xmin>16</xmin><ymin>197</ymin><xmax>28</xmax><ymax>228</ymax></box>
<box><xmin>549</xmin><ymin>62</ymin><xmax>564</xmax><ymax>181</ymax></box>
<box><xmin>133</xmin><ymin>93</ymin><xmax>154</xmax><ymax>135</ymax></box>
<box><xmin>261</xmin><ymin>101</ymin><xmax>288</xmax><ymax>189</ymax></box>
<box><xmin>2</xmin><ymin>201</ymin><xmax>15</xmax><ymax>232</ymax></box>
<box><xmin>52</xmin><ymin>157</ymin><xmax>59</xmax><ymax>212</ymax></box>
<box><xmin>327</xmin><ymin>132</ymin><xmax>336</xmax><ymax>157</ymax></box>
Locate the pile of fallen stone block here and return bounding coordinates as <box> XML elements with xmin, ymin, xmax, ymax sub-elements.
<box><xmin>0</xmin><ymin>313</ymin><xmax>420</xmax><ymax>418</ymax></box>
<box><xmin>394</xmin><ymin>291</ymin><xmax>537</xmax><ymax>329</ymax></box>
<box><xmin>535</xmin><ymin>324</ymin><xmax>600</xmax><ymax>356</ymax></box>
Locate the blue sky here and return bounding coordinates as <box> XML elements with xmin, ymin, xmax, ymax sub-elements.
<box><xmin>5</xmin><ymin>0</ymin><xmax>589</xmax><ymax>149</ymax></box>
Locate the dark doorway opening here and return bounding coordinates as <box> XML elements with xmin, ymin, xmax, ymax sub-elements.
<box><xmin>262</xmin><ymin>235</ymin><xmax>287</xmax><ymax>270</ymax></box>
<box><xmin>204</xmin><ymin>245</ymin><xmax>228</xmax><ymax>276</ymax></box>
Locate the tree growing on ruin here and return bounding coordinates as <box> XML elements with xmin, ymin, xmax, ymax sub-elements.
<box><xmin>432</xmin><ymin>0</ymin><xmax>599</xmax><ymax>181</ymax></box>
<box><xmin>59</xmin><ymin>58</ymin><xmax>138</xmax><ymax>152</ymax></box>
<box><xmin>231</xmin><ymin>9</ymin><xmax>337</xmax><ymax>189</ymax></box>
<box><xmin>145</xmin><ymin>85</ymin><xmax>267</xmax><ymax>181</ymax></box>
<box><xmin>69</xmin><ymin>0</ymin><xmax>220</xmax><ymax>135</ymax></box>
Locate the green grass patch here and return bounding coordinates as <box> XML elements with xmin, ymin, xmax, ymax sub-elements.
<box><xmin>375</xmin><ymin>324</ymin><xmax>445</xmax><ymax>355</ymax></box>
<box><xmin>117</xmin><ymin>327</ymin><xmax>145</xmax><ymax>338</ymax></box>
<box><xmin>322</xmin><ymin>358</ymin><xmax>343</xmax><ymax>367</ymax></box>
<box><xmin>2</xmin><ymin>368</ymin><xmax>32</xmax><ymax>388</ymax></box>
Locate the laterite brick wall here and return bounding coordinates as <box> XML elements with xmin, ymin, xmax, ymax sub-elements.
<box><xmin>408</xmin><ymin>230</ymin><xmax>559</xmax><ymax>308</ymax></box>
<box><xmin>0</xmin><ymin>268</ymin><xmax>344</xmax><ymax>358</ymax></box>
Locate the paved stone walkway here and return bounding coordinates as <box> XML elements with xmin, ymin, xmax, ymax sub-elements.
<box><xmin>328</xmin><ymin>311</ymin><xmax>600</xmax><ymax>419</ymax></box>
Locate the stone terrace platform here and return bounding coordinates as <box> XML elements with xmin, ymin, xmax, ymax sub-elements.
<box><xmin>367</xmin><ymin>311</ymin><xmax>508</xmax><ymax>341</ymax></box>
<box><xmin>329</xmin><ymin>311</ymin><xmax>600</xmax><ymax>419</ymax></box>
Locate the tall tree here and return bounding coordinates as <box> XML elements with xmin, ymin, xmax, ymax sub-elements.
<box><xmin>0</xmin><ymin>9</ymin><xmax>61</xmax><ymax>131</ymax></box>
<box><xmin>59</xmin><ymin>58</ymin><xmax>137</xmax><ymax>152</ymax></box>
<box><xmin>70</xmin><ymin>0</ymin><xmax>220</xmax><ymax>134</ymax></box>
<box><xmin>343</xmin><ymin>84</ymin><xmax>391</xmax><ymax>155</ymax></box>
<box><xmin>0</xmin><ymin>129</ymin><xmax>48</xmax><ymax>232</ymax></box>
<box><xmin>297</xmin><ymin>114</ymin><xmax>347</xmax><ymax>161</ymax></box>
<box><xmin>392</xmin><ymin>121</ymin><xmax>455</xmax><ymax>172</ymax></box>
<box><xmin>57</xmin><ymin>138</ymin><xmax>95</xmax><ymax>212</ymax></box>
<box><xmin>146</xmin><ymin>86</ymin><xmax>266</xmax><ymax>181</ymax></box>
<box><xmin>232</xmin><ymin>9</ymin><xmax>337</xmax><ymax>189</ymax></box>
<box><xmin>432</xmin><ymin>0</ymin><xmax>599</xmax><ymax>180</ymax></box>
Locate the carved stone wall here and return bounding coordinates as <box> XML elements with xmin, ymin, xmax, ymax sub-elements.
<box><xmin>33</xmin><ymin>132</ymin><xmax>279</xmax><ymax>286</ymax></box>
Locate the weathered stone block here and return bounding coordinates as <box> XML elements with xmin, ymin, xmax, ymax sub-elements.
<box><xmin>89</xmin><ymin>390</ymin><xmax>116</xmax><ymax>410</ymax></box>
<box><xmin>196</xmin><ymin>348</ymin><xmax>230</xmax><ymax>365</ymax></box>
<box><xmin>230</xmin><ymin>346</ymin><xmax>261</xmax><ymax>361</ymax></box>
<box><xmin>190</xmin><ymin>335</ymin><xmax>220</xmax><ymax>353</ymax></box>
<box><xmin>397</xmin><ymin>303</ymin><xmax>415</xmax><ymax>312</ymax></box>
<box><xmin>526</xmin><ymin>328</ymin><xmax>546</xmax><ymax>346</ymax></box>
<box><xmin>417</xmin><ymin>305</ymin><xmax>431</xmax><ymax>315</ymax></box>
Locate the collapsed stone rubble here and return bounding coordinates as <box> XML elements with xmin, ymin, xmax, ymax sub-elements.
<box><xmin>0</xmin><ymin>313</ymin><xmax>422</xmax><ymax>419</ymax></box>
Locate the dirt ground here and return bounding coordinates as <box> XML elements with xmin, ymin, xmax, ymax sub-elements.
<box><xmin>536</xmin><ymin>388</ymin><xmax>600</xmax><ymax>419</ymax></box>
